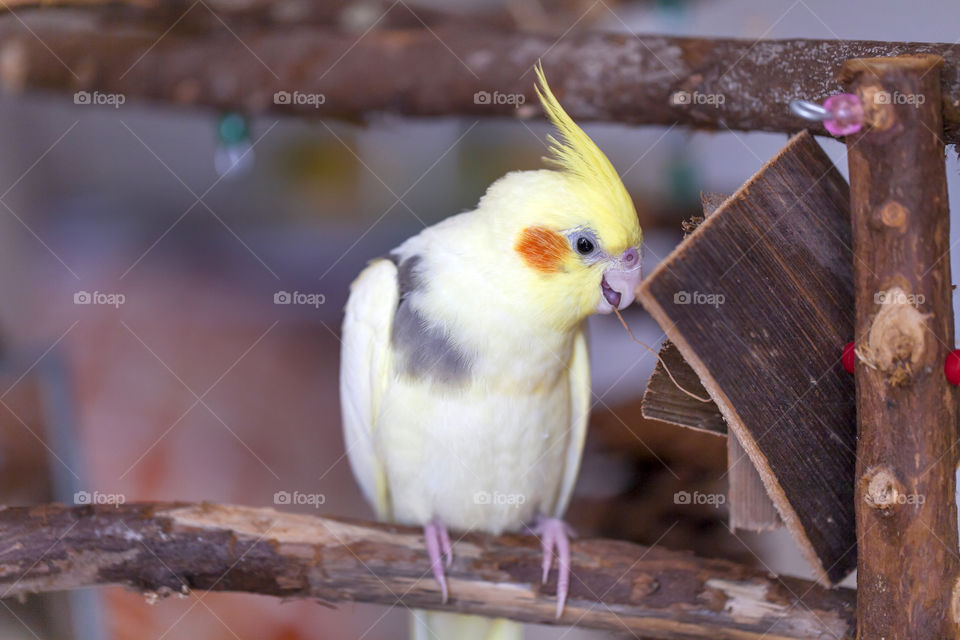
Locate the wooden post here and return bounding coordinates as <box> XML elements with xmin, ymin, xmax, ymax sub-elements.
<box><xmin>842</xmin><ymin>54</ymin><xmax>960</xmax><ymax>639</ymax></box>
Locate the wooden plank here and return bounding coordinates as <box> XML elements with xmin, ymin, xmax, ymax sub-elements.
<box><xmin>841</xmin><ymin>54</ymin><xmax>960</xmax><ymax>638</ymax></box>
<box><xmin>641</xmin><ymin>340</ymin><xmax>725</xmax><ymax>436</ymax></box>
<box><xmin>728</xmin><ymin>430</ymin><xmax>781</xmax><ymax>531</ymax></box>
<box><xmin>643</xmin><ymin>191</ymin><xmax>781</xmax><ymax>532</ymax></box>
<box><xmin>699</xmin><ymin>192</ymin><xmax>730</xmax><ymax>219</ymax></box>
<box><xmin>710</xmin><ymin>190</ymin><xmax>782</xmax><ymax>533</ymax></box>
<box><xmin>637</xmin><ymin>130</ymin><xmax>856</xmax><ymax>585</ymax></box>
<box><xmin>642</xmin><ymin>192</ymin><xmax>728</xmax><ymax>436</ymax></box>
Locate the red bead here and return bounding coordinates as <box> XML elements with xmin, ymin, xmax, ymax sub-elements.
<box><xmin>842</xmin><ymin>341</ymin><xmax>856</xmax><ymax>374</ymax></box>
<box><xmin>945</xmin><ymin>350</ymin><xmax>960</xmax><ymax>386</ymax></box>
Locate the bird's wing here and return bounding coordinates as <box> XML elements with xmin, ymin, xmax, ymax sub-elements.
<box><xmin>553</xmin><ymin>324</ymin><xmax>591</xmax><ymax>517</ymax></box>
<box><xmin>340</xmin><ymin>258</ymin><xmax>397</xmax><ymax>520</ymax></box>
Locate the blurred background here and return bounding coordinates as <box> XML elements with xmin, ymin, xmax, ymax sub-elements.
<box><xmin>0</xmin><ymin>0</ymin><xmax>957</xmax><ymax>638</ymax></box>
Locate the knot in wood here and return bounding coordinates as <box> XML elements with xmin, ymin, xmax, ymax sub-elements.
<box><xmin>857</xmin><ymin>84</ymin><xmax>897</xmax><ymax>132</ymax></box>
<box><xmin>630</xmin><ymin>574</ymin><xmax>659</xmax><ymax>600</ymax></box>
<box><xmin>878</xmin><ymin>200</ymin><xmax>908</xmax><ymax>231</ymax></box>
<box><xmin>859</xmin><ymin>286</ymin><xmax>929</xmax><ymax>386</ymax></box>
<box><xmin>861</xmin><ymin>466</ymin><xmax>905</xmax><ymax>515</ymax></box>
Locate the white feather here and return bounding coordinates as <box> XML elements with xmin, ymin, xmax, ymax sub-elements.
<box><xmin>340</xmin><ymin>258</ymin><xmax>397</xmax><ymax>520</ymax></box>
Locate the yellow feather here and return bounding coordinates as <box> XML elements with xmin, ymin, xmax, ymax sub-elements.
<box><xmin>534</xmin><ymin>61</ymin><xmax>641</xmax><ymax>248</ymax></box>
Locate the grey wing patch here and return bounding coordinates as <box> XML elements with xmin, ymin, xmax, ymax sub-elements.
<box><xmin>392</xmin><ymin>252</ymin><xmax>421</xmax><ymax>295</ymax></box>
<box><xmin>389</xmin><ymin>253</ymin><xmax>472</xmax><ymax>385</ymax></box>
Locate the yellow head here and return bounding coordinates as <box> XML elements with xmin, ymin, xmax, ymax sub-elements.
<box><xmin>479</xmin><ymin>63</ymin><xmax>643</xmax><ymax>329</ymax></box>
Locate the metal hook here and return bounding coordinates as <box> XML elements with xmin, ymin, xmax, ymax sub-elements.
<box><xmin>790</xmin><ymin>100</ymin><xmax>831</xmax><ymax>122</ymax></box>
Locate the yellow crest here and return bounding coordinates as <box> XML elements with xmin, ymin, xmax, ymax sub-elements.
<box><xmin>534</xmin><ymin>62</ymin><xmax>640</xmax><ymax>245</ymax></box>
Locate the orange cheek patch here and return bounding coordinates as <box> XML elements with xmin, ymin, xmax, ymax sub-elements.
<box><xmin>515</xmin><ymin>226</ymin><xmax>570</xmax><ymax>273</ymax></box>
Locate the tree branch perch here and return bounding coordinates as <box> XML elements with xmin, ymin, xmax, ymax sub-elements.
<box><xmin>3</xmin><ymin>19</ymin><xmax>960</xmax><ymax>143</ymax></box>
<box><xmin>0</xmin><ymin>502</ymin><xmax>854</xmax><ymax>639</ymax></box>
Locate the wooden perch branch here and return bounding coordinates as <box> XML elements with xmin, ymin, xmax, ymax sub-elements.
<box><xmin>3</xmin><ymin>18</ymin><xmax>960</xmax><ymax>142</ymax></box>
<box><xmin>1</xmin><ymin>0</ymin><xmax>610</xmax><ymax>31</ymax></box>
<box><xmin>0</xmin><ymin>502</ymin><xmax>855</xmax><ymax>639</ymax></box>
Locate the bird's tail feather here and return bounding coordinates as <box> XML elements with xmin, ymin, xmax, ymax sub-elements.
<box><xmin>410</xmin><ymin>610</ymin><xmax>523</xmax><ymax>640</ymax></box>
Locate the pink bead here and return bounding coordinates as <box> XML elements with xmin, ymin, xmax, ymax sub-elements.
<box><xmin>823</xmin><ymin>94</ymin><xmax>864</xmax><ymax>136</ymax></box>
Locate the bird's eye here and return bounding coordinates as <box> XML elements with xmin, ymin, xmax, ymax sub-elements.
<box><xmin>576</xmin><ymin>237</ymin><xmax>595</xmax><ymax>255</ymax></box>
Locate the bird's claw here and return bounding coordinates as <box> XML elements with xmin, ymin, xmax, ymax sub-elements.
<box><xmin>424</xmin><ymin>521</ymin><xmax>453</xmax><ymax>603</ymax></box>
<box><xmin>532</xmin><ymin>516</ymin><xmax>574</xmax><ymax>618</ymax></box>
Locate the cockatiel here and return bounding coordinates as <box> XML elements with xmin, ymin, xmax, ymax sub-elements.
<box><xmin>340</xmin><ymin>63</ymin><xmax>642</xmax><ymax>640</ymax></box>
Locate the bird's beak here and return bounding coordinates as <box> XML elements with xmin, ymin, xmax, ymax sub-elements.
<box><xmin>596</xmin><ymin>246</ymin><xmax>642</xmax><ymax>314</ymax></box>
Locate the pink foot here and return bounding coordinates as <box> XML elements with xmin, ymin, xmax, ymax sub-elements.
<box><xmin>533</xmin><ymin>517</ymin><xmax>575</xmax><ymax>618</ymax></box>
<box><xmin>424</xmin><ymin>521</ymin><xmax>453</xmax><ymax>602</ymax></box>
